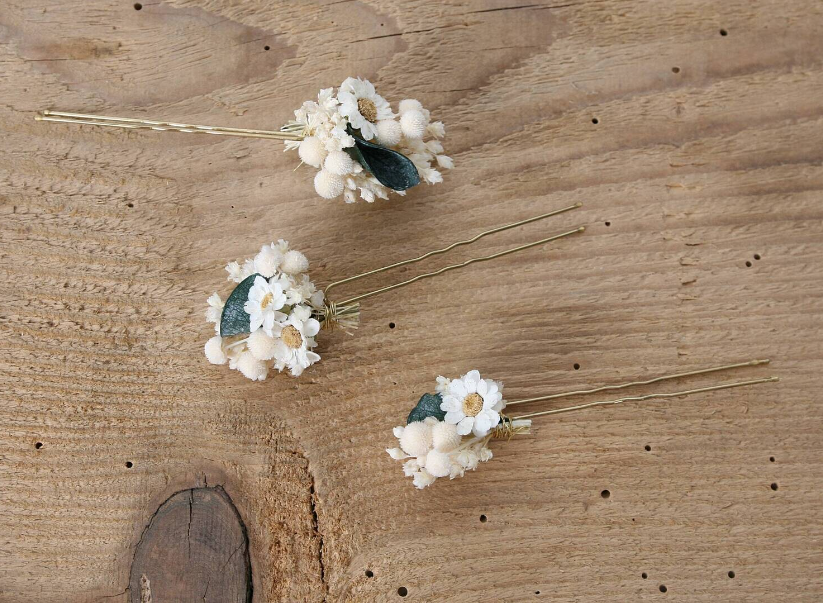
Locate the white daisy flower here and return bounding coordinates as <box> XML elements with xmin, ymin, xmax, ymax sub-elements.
<box><xmin>440</xmin><ymin>370</ymin><xmax>505</xmax><ymax>437</ymax></box>
<box><xmin>243</xmin><ymin>276</ymin><xmax>287</xmax><ymax>337</ymax></box>
<box><xmin>337</xmin><ymin>77</ymin><xmax>394</xmax><ymax>140</ymax></box>
<box><xmin>271</xmin><ymin>305</ymin><xmax>321</xmax><ymax>376</ymax></box>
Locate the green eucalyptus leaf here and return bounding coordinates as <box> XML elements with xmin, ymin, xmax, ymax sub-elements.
<box><xmin>220</xmin><ymin>273</ymin><xmax>261</xmax><ymax>337</ymax></box>
<box><xmin>407</xmin><ymin>392</ymin><xmax>446</xmax><ymax>425</ymax></box>
<box><xmin>346</xmin><ymin>126</ymin><xmax>420</xmax><ymax>191</ymax></box>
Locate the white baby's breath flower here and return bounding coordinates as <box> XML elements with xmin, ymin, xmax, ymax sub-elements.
<box><xmin>225</xmin><ymin>261</ymin><xmax>245</xmax><ymax>283</ymax></box>
<box><xmin>253</xmin><ymin>244</ymin><xmax>284</xmax><ymax>278</ymax></box>
<box><xmin>412</xmin><ymin>469</ymin><xmax>436</xmax><ymax>490</ymax></box>
<box><xmin>337</xmin><ymin>77</ymin><xmax>394</xmax><ymax>140</ymax></box>
<box><xmin>281</xmin><ymin>249</ymin><xmax>309</xmax><ymax>275</ymax></box>
<box><xmin>440</xmin><ymin>370</ymin><xmax>505</xmax><ymax>437</ymax></box>
<box><xmin>205</xmin><ymin>293</ymin><xmax>224</xmax><ymax>326</ymax></box>
<box><xmin>244</xmin><ymin>276</ymin><xmax>287</xmax><ymax>337</ymax></box>
<box><xmin>435</xmin><ymin>375</ymin><xmax>451</xmax><ymax>395</ymax></box>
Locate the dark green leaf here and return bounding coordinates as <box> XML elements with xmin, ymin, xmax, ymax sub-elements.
<box><xmin>220</xmin><ymin>273</ymin><xmax>260</xmax><ymax>337</ymax></box>
<box><xmin>407</xmin><ymin>392</ymin><xmax>446</xmax><ymax>424</ymax></box>
<box><xmin>346</xmin><ymin>126</ymin><xmax>420</xmax><ymax>191</ymax></box>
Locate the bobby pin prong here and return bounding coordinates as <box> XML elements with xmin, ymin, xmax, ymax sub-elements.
<box><xmin>510</xmin><ymin>376</ymin><xmax>779</xmax><ymax>421</ymax></box>
<box><xmin>323</xmin><ymin>202</ymin><xmax>582</xmax><ymax>296</ymax></box>
<box><xmin>336</xmin><ymin>226</ymin><xmax>585</xmax><ymax>307</ymax></box>
<box><xmin>35</xmin><ymin>110</ymin><xmax>304</xmax><ymax>141</ymax></box>
<box><xmin>506</xmin><ymin>359</ymin><xmax>771</xmax><ymax>406</ymax></box>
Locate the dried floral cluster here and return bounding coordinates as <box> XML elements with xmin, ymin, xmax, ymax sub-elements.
<box><xmin>386</xmin><ymin>371</ymin><xmax>531</xmax><ymax>489</ymax></box>
<box><xmin>204</xmin><ymin>242</ymin><xmax>326</xmax><ymax>380</ymax></box>
<box><xmin>283</xmin><ymin>77</ymin><xmax>452</xmax><ymax>203</ymax></box>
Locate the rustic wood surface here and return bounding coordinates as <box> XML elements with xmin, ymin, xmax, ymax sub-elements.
<box><xmin>1</xmin><ymin>0</ymin><xmax>822</xmax><ymax>601</ymax></box>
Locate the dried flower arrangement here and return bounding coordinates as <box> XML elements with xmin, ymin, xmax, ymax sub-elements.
<box><xmin>37</xmin><ymin>78</ymin><xmax>449</xmax><ymax>203</ymax></box>
<box><xmin>387</xmin><ymin>361</ymin><xmax>778</xmax><ymax>489</ymax></box>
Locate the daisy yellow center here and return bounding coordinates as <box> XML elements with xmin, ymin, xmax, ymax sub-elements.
<box><xmin>281</xmin><ymin>325</ymin><xmax>303</xmax><ymax>349</ymax></box>
<box><xmin>462</xmin><ymin>393</ymin><xmax>484</xmax><ymax>417</ymax></box>
<box><xmin>260</xmin><ymin>292</ymin><xmax>273</xmax><ymax>309</ymax></box>
<box><xmin>357</xmin><ymin>98</ymin><xmax>378</xmax><ymax>123</ymax></box>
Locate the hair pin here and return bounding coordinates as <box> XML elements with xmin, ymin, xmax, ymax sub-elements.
<box><xmin>36</xmin><ymin>78</ymin><xmax>450</xmax><ymax>204</ymax></box>
<box><xmin>387</xmin><ymin>360</ymin><xmax>778</xmax><ymax>489</ymax></box>
<box><xmin>205</xmin><ymin>203</ymin><xmax>584</xmax><ymax>379</ymax></box>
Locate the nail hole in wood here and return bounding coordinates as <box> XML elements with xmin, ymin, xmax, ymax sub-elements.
<box><xmin>605</xmin><ymin>221</ymin><xmax>611</xmax><ymax>226</ymax></box>
<box><xmin>754</xmin><ymin>253</ymin><xmax>761</xmax><ymax>260</ymax></box>
<box><xmin>573</xmin><ymin>363</ymin><xmax>580</xmax><ymax>370</ymax></box>
<box><xmin>127</xmin><ymin>202</ymin><xmax>134</xmax><ymax>208</ymax></box>
<box><xmin>645</xmin><ymin>445</ymin><xmax>651</xmax><ymax>451</ymax></box>
<box><xmin>591</xmin><ymin>118</ymin><xmax>599</xmax><ymax>124</ymax></box>
<box><xmin>728</xmin><ymin>570</ymin><xmax>735</xmax><ymax>579</ymax></box>
<box><xmin>397</xmin><ymin>587</ymin><xmax>408</xmax><ymax>597</ymax></box>
<box><xmin>745</xmin><ymin>261</ymin><xmax>752</xmax><ymax>267</ymax></box>
<box><xmin>642</xmin><ymin>572</ymin><xmax>648</xmax><ymax>579</ymax></box>
<box><xmin>535</xmin><ymin>590</ymin><xmax>541</xmax><ymax>595</ymax></box>
<box><xmin>601</xmin><ymin>489</ymin><xmax>610</xmax><ymax>499</ymax></box>
<box><xmin>133</xmin><ymin>2</ymin><xmax>142</xmax><ymax>9</ymax></box>
<box><xmin>660</xmin><ymin>585</ymin><xmax>668</xmax><ymax>593</ymax></box>
<box><xmin>771</xmin><ymin>482</ymin><xmax>778</xmax><ymax>491</ymax></box>
<box><xmin>672</xmin><ymin>66</ymin><xmax>680</xmax><ymax>73</ymax></box>
<box><xmin>389</xmin><ymin>322</ymin><xmax>396</xmax><ymax>329</ymax></box>
<box><xmin>35</xmin><ymin>442</ymin><xmax>43</xmax><ymax>449</ymax></box>
<box><xmin>769</xmin><ymin>456</ymin><xmax>775</xmax><ymax>462</ymax></box>
<box><xmin>479</xmin><ymin>514</ymin><xmax>487</xmax><ymax>523</ymax></box>
<box><xmin>365</xmin><ymin>570</ymin><xmax>374</xmax><ymax>578</ymax></box>
<box><xmin>125</xmin><ymin>461</ymin><xmax>134</xmax><ymax>468</ymax></box>
<box><xmin>720</xmin><ymin>28</ymin><xmax>728</xmax><ymax>36</ymax></box>
<box><xmin>264</xmin><ymin>45</ymin><xmax>270</xmax><ymax>51</ymax></box>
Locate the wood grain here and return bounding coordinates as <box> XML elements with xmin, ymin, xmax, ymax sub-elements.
<box><xmin>129</xmin><ymin>487</ymin><xmax>252</xmax><ymax>602</ymax></box>
<box><xmin>1</xmin><ymin>0</ymin><xmax>822</xmax><ymax>601</ymax></box>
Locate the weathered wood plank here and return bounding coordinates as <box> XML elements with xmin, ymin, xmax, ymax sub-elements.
<box><xmin>0</xmin><ymin>0</ymin><xmax>821</xmax><ymax>601</ymax></box>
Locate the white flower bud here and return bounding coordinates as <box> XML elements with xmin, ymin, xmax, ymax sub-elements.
<box><xmin>424</xmin><ymin>449</ymin><xmax>452</xmax><ymax>478</ymax></box>
<box><xmin>248</xmin><ymin>329</ymin><xmax>278</xmax><ymax>360</ymax></box>
<box><xmin>399</xmin><ymin>421</ymin><xmax>433</xmax><ymax>457</ymax></box>
<box><xmin>400</xmin><ymin>109</ymin><xmax>428</xmax><ymax>139</ymax></box>
<box><xmin>236</xmin><ymin>351</ymin><xmax>268</xmax><ymax>381</ymax></box>
<box><xmin>386</xmin><ymin>447</ymin><xmax>406</xmax><ymax>460</ymax></box>
<box><xmin>298</xmin><ymin>136</ymin><xmax>326</xmax><ymax>168</ymax></box>
<box><xmin>432</xmin><ymin>422</ymin><xmax>462</xmax><ymax>452</ymax></box>
<box><xmin>375</xmin><ymin>119</ymin><xmax>402</xmax><ymax>146</ymax></box>
<box><xmin>436</xmin><ymin>155</ymin><xmax>454</xmax><ymax>170</ymax></box>
<box><xmin>324</xmin><ymin>150</ymin><xmax>354</xmax><ymax>176</ymax></box>
<box><xmin>412</xmin><ymin>469</ymin><xmax>436</xmax><ymax>489</ymax></box>
<box><xmin>281</xmin><ymin>250</ymin><xmax>309</xmax><ymax>275</ymax></box>
<box><xmin>398</xmin><ymin>99</ymin><xmax>423</xmax><ymax>114</ymax></box>
<box><xmin>204</xmin><ymin>336</ymin><xmax>227</xmax><ymax>365</ymax></box>
<box><xmin>314</xmin><ymin>170</ymin><xmax>344</xmax><ymax>199</ymax></box>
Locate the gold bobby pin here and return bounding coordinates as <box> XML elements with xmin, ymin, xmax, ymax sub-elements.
<box><xmin>35</xmin><ymin>110</ymin><xmax>304</xmax><ymax>141</ymax></box>
<box><xmin>319</xmin><ymin>204</ymin><xmax>584</xmax><ymax>330</ymax></box>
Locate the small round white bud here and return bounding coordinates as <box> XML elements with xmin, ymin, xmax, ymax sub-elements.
<box><xmin>314</xmin><ymin>170</ymin><xmax>344</xmax><ymax>199</ymax></box>
<box><xmin>424</xmin><ymin>450</ymin><xmax>452</xmax><ymax>478</ymax></box>
<box><xmin>298</xmin><ymin>136</ymin><xmax>326</xmax><ymax>168</ymax></box>
<box><xmin>398</xmin><ymin>99</ymin><xmax>423</xmax><ymax>114</ymax></box>
<box><xmin>400</xmin><ymin>109</ymin><xmax>428</xmax><ymax>139</ymax></box>
<box><xmin>204</xmin><ymin>336</ymin><xmax>227</xmax><ymax>365</ymax></box>
<box><xmin>399</xmin><ymin>421</ymin><xmax>433</xmax><ymax>457</ymax></box>
<box><xmin>431</xmin><ymin>422</ymin><xmax>462</xmax><ymax>452</ymax></box>
<box><xmin>323</xmin><ymin>150</ymin><xmax>354</xmax><ymax>176</ymax></box>
<box><xmin>247</xmin><ymin>329</ymin><xmax>278</xmax><ymax>360</ymax></box>
<box><xmin>375</xmin><ymin>120</ymin><xmax>402</xmax><ymax>146</ymax></box>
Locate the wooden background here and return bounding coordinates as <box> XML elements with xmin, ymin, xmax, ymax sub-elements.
<box><xmin>1</xmin><ymin>0</ymin><xmax>822</xmax><ymax>601</ymax></box>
